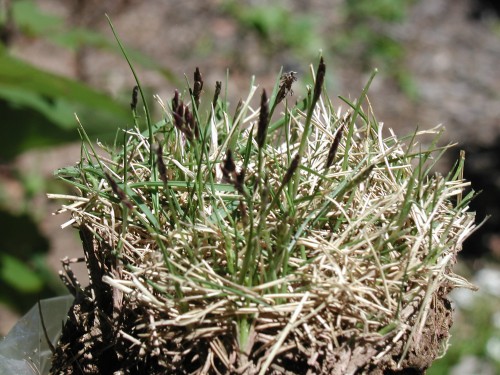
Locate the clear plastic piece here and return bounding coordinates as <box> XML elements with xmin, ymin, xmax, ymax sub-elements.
<box><xmin>0</xmin><ymin>295</ymin><xmax>73</xmax><ymax>375</ymax></box>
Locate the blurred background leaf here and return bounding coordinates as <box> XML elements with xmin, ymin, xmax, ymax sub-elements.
<box><xmin>0</xmin><ymin>47</ymin><xmax>130</xmax><ymax>160</ymax></box>
<box><xmin>0</xmin><ymin>211</ymin><xmax>64</xmax><ymax>312</ymax></box>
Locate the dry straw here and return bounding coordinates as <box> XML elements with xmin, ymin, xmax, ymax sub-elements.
<box><xmin>50</xmin><ymin>56</ymin><xmax>476</xmax><ymax>373</ymax></box>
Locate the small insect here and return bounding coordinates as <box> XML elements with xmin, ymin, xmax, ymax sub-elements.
<box><xmin>276</xmin><ymin>71</ymin><xmax>298</xmax><ymax>104</ymax></box>
<box><xmin>280</xmin><ymin>71</ymin><xmax>298</xmax><ymax>93</ymax></box>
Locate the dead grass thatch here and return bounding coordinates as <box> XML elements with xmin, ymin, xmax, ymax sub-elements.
<box><xmin>50</xmin><ymin>60</ymin><xmax>476</xmax><ymax>374</ymax></box>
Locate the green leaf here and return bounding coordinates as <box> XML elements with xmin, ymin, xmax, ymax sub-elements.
<box><xmin>0</xmin><ymin>50</ymin><xmax>128</xmax><ymax>116</ymax></box>
<box><xmin>0</xmin><ymin>253</ymin><xmax>43</xmax><ymax>293</ymax></box>
<box><xmin>0</xmin><ymin>49</ymin><xmax>130</xmax><ymax>159</ymax></box>
<box><xmin>48</xmin><ymin>28</ymin><xmax>179</xmax><ymax>84</ymax></box>
<box><xmin>12</xmin><ymin>0</ymin><xmax>62</xmax><ymax>36</ymax></box>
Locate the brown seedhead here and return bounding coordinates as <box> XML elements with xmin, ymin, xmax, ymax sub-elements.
<box><xmin>171</xmin><ymin>94</ymin><xmax>195</xmax><ymax>142</ymax></box>
<box><xmin>235</xmin><ymin>167</ymin><xmax>246</xmax><ymax>194</ymax></box>
<box><xmin>257</xmin><ymin>89</ymin><xmax>269</xmax><ymax>149</ymax></box>
<box><xmin>172</xmin><ymin>89</ymin><xmax>179</xmax><ymax>112</ymax></box>
<box><xmin>325</xmin><ymin>127</ymin><xmax>343</xmax><ymax>169</ymax></box>
<box><xmin>156</xmin><ymin>144</ymin><xmax>168</xmax><ymax>184</ymax></box>
<box><xmin>282</xmin><ymin>154</ymin><xmax>300</xmax><ymax>186</ymax></box>
<box><xmin>105</xmin><ymin>172</ymin><xmax>133</xmax><ymax>210</ymax></box>
<box><xmin>223</xmin><ymin>149</ymin><xmax>236</xmax><ymax>174</ymax></box>
<box><xmin>193</xmin><ymin>67</ymin><xmax>204</xmax><ymax>108</ymax></box>
<box><xmin>213</xmin><ymin>81</ymin><xmax>222</xmax><ymax>110</ymax></box>
<box><xmin>130</xmin><ymin>85</ymin><xmax>139</xmax><ymax>111</ymax></box>
<box><xmin>221</xmin><ymin>149</ymin><xmax>236</xmax><ymax>183</ymax></box>
<box><xmin>312</xmin><ymin>57</ymin><xmax>326</xmax><ymax>106</ymax></box>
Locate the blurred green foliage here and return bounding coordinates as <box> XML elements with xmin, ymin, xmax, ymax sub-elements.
<box><xmin>334</xmin><ymin>0</ymin><xmax>418</xmax><ymax>97</ymax></box>
<box><xmin>0</xmin><ymin>211</ymin><xmax>65</xmax><ymax>312</ymax></box>
<box><xmin>0</xmin><ymin>46</ymin><xmax>131</xmax><ymax>160</ymax></box>
<box><xmin>223</xmin><ymin>0</ymin><xmax>417</xmax><ymax>97</ymax></box>
<box><xmin>429</xmin><ymin>289</ymin><xmax>500</xmax><ymax>374</ymax></box>
<box><xmin>345</xmin><ymin>0</ymin><xmax>412</xmax><ymax>21</ymax></box>
<box><xmin>223</xmin><ymin>1</ymin><xmax>320</xmax><ymax>57</ymax></box>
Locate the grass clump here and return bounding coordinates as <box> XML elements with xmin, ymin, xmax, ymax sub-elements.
<box><xmin>49</xmin><ymin>56</ymin><xmax>476</xmax><ymax>374</ymax></box>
